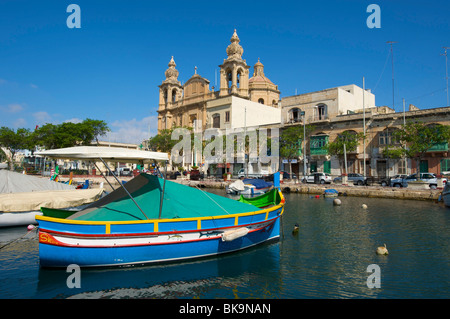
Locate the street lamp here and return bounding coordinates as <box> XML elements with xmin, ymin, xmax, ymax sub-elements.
<box><xmin>301</xmin><ymin>111</ymin><xmax>306</xmax><ymax>179</ymax></box>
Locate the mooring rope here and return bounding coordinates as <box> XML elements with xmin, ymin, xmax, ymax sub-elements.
<box><xmin>194</xmin><ymin>184</ymin><xmax>230</xmax><ymax>215</ymax></box>
<box><xmin>0</xmin><ymin>225</ymin><xmax>37</xmax><ymax>250</ymax></box>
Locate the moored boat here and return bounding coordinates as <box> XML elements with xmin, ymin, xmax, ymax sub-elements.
<box><xmin>324</xmin><ymin>189</ymin><xmax>339</xmax><ymax>197</ymax></box>
<box><xmin>0</xmin><ymin>170</ymin><xmax>103</xmax><ymax>227</ymax></box>
<box><xmin>226</xmin><ymin>178</ymin><xmax>273</xmax><ymax>195</ymax></box>
<box><xmin>442</xmin><ymin>182</ymin><xmax>450</xmax><ymax>207</ymax></box>
<box><xmin>36</xmin><ymin>174</ymin><xmax>284</xmax><ymax>267</ymax></box>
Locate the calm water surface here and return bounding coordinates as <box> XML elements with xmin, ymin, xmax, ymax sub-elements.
<box><xmin>1</xmin><ymin>190</ymin><xmax>449</xmax><ymax>299</ymax></box>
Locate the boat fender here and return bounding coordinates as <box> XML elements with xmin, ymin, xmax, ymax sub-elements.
<box><xmin>221</xmin><ymin>227</ymin><xmax>249</xmax><ymax>242</ymax></box>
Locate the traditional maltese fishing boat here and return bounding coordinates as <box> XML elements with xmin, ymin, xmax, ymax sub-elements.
<box><xmin>34</xmin><ymin>147</ymin><xmax>285</xmax><ymax>268</ymax></box>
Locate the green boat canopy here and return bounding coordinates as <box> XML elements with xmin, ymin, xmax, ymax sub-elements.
<box><xmin>68</xmin><ymin>174</ymin><xmax>262</xmax><ymax>221</ymax></box>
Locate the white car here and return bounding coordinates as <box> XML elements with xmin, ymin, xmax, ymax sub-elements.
<box><xmin>301</xmin><ymin>172</ymin><xmax>332</xmax><ymax>184</ymax></box>
<box><xmin>390</xmin><ymin>173</ymin><xmax>447</xmax><ymax>189</ymax></box>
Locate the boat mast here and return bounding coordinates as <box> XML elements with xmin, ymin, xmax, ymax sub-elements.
<box><xmin>158</xmin><ymin>160</ymin><xmax>168</xmax><ymax>219</ymax></box>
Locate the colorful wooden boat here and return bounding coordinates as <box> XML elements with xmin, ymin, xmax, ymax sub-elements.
<box><xmin>36</xmin><ymin>174</ymin><xmax>285</xmax><ymax>268</ymax></box>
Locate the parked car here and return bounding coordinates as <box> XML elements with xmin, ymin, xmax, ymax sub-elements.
<box><xmin>189</xmin><ymin>169</ymin><xmax>204</xmax><ymax>181</ymax></box>
<box><xmin>333</xmin><ymin>173</ymin><xmax>368</xmax><ymax>186</ymax></box>
<box><xmin>390</xmin><ymin>173</ymin><xmax>447</xmax><ymax>189</ymax></box>
<box><xmin>378</xmin><ymin>174</ymin><xmax>407</xmax><ymax>187</ymax></box>
<box><xmin>237</xmin><ymin>168</ymin><xmax>269</xmax><ymax>178</ymax></box>
<box><xmin>302</xmin><ymin>172</ymin><xmax>332</xmax><ymax>184</ymax></box>
<box><xmin>280</xmin><ymin>171</ymin><xmax>297</xmax><ymax>180</ymax></box>
<box><xmin>263</xmin><ymin>171</ymin><xmax>297</xmax><ymax>182</ymax></box>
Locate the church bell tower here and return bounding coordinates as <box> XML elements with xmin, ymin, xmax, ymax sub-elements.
<box><xmin>219</xmin><ymin>30</ymin><xmax>250</xmax><ymax>98</ymax></box>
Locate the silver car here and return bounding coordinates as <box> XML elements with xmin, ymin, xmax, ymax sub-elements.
<box><xmin>333</xmin><ymin>173</ymin><xmax>367</xmax><ymax>186</ymax></box>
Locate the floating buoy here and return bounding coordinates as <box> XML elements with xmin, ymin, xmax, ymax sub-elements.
<box><xmin>27</xmin><ymin>224</ymin><xmax>35</xmax><ymax>231</ymax></box>
<box><xmin>315</xmin><ymin>195</ymin><xmax>320</xmax><ymax>199</ymax></box>
<box><xmin>376</xmin><ymin>244</ymin><xmax>389</xmax><ymax>255</ymax></box>
<box><xmin>333</xmin><ymin>198</ymin><xmax>342</xmax><ymax>206</ymax></box>
<box><xmin>292</xmin><ymin>223</ymin><xmax>299</xmax><ymax>235</ymax></box>
<box><xmin>362</xmin><ymin>204</ymin><xmax>368</xmax><ymax>209</ymax></box>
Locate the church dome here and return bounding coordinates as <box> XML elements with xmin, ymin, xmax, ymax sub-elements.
<box><xmin>249</xmin><ymin>58</ymin><xmax>274</xmax><ymax>84</ymax></box>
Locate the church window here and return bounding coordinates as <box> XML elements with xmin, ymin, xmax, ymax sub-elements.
<box><xmin>258</xmin><ymin>98</ymin><xmax>264</xmax><ymax>104</ymax></box>
<box><xmin>212</xmin><ymin>113</ymin><xmax>220</xmax><ymax>128</ymax></box>
<box><xmin>227</xmin><ymin>71</ymin><xmax>232</xmax><ymax>93</ymax></box>
<box><xmin>172</xmin><ymin>89</ymin><xmax>177</xmax><ymax>103</ymax></box>
<box><xmin>237</xmin><ymin>71</ymin><xmax>241</xmax><ymax>88</ymax></box>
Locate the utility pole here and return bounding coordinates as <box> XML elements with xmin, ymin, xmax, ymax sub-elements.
<box><xmin>387</xmin><ymin>41</ymin><xmax>398</xmax><ymax>111</ymax></box>
<box><xmin>442</xmin><ymin>47</ymin><xmax>450</xmax><ymax>106</ymax></box>
<box><xmin>363</xmin><ymin>76</ymin><xmax>366</xmax><ymax>179</ymax></box>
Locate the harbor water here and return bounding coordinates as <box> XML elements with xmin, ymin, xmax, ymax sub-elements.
<box><xmin>1</xmin><ymin>190</ymin><xmax>450</xmax><ymax>299</ymax></box>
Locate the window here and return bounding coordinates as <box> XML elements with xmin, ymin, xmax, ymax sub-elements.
<box><xmin>289</xmin><ymin>108</ymin><xmax>301</xmax><ymax>123</ymax></box>
<box><xmin>172</xmin><ymin>89</ymin><xmax>177</xmax><ymax>103</ymax></box>
<box><xmin>379</xmin><ymin>128</ymin><xmax>398</xmax><ymax>145</ymax></box>
<box><xmin>258</xmin><ymin>98</ymin><xmax>264</xmax><ymax>104</ymax></box>
<box><xmin>398</xmin><ymin>159</ymin><xmax>406</xmax><ymax>174</ymax></box>
<box><xmin>225</xmin><ymin>111</ymin><xmax>230</xmax><ymax>123</ymax></box>
<box><xmin>316</xmin><ymin>104</ymin><xmax>328</xmax><ymax>120</ymax></box>
<box><xmin>441</xmin><ymin>159</ymin><xmax>450</xmax><ymax>173</ymax></box>
<box><xmin>212</xmin><ymin>114</ymin><xmax>220</xmax><ymax>128</ymax></box>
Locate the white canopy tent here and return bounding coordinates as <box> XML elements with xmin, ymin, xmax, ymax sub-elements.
<box><xmin>34</xmin><ymin>146</ymin><xmax>168</xmax><ymax>163</ymax></box>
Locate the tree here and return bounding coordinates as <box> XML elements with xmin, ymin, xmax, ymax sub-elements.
<box><xmin>0</xmin><ymin>127</ymin><xmax>31</xmax><ymax>170</ymax></box>
<box><xmin>82</xmin><ymin>119</ymin><xmax>110</xmax><ymax>145</ymax></box>
<box><xmin>325</xmin><ymin>131</ymin><xmax>365</xmax><ymax>174</ymax></box>
<box><xmin>280</xmin><ymin>125</ymin><xmax>314</xmax><ymax>178</ymax></box>
<box><xmin>32</xmin><ymin>119</ymin><xmax>110</xmax><ymax>149</ymax></box>
<box><xmin>393</xmin><ymin>122</ymin><xmax>450</xmax><ymax>176</ymax></box>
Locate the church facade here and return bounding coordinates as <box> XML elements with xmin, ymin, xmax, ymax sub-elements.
<box><xmin>156</xmin><ymin>30</ymin><xmax>280</xmax><ymax>133</ymax></box>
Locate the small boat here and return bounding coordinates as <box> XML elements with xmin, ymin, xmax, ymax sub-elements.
<box><xmin>0</xmin><ymin>170</ymin><xmax>103</xmax><ymax>227</ymax></box>
<box><xmin>324</xmin><ymin>189</ymin><xmax>339</xmax><ymax>198</ymax></box>
<box><xmin>226</xmin><ymin>178</ymin><xmax>273</xmax><ymax>195</ymax></box>
<box><xmin>34</xmin><ymin>146</ymin><xmax>285</xmax><ymax>268</ymax></box>
<box><xmin>442</xmin><ymin>182</ymin><xmax>450</xmax><ymax>207</ymax></box>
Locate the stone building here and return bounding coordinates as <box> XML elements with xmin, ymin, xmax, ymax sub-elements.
<box><xmin>281</xmin><ymin>103</ymin><xmax>450</xmax><ymax>179</ymax></box>
<box><xmin>156</xmin><ymin>30</ymin><xmax>280</xmax><ymax>133</ymax></box>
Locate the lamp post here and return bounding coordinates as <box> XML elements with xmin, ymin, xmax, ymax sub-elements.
<box><xmin>301</xmin><ymin>111</ymin><xmax>306</xmax><ymax>178</ymax></box>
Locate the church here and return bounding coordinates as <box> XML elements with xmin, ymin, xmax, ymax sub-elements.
<box><xmin>156</xmin><ymin>30</ymin><xmax>281</xmax><ymax>133</ymax></box>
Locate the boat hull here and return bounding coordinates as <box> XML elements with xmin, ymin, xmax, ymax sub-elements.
<box><xmin>442</xmin><ymin>184</ymin><xmax>450</xmax><ymax>207</ymax></box>
<box><xmin>38</xmin><ymin>218</ymin><xmax>280</xmax><ymax>267</ymax></box>
<box><xmin>0</xmin><ymin>211</ymin><xmax>42</xmax><ymax>227</ymax></box>
<box><xmin>36</xmin><ymin>203</ymin><xmax>284</xmax><ymax>268</ymax></box>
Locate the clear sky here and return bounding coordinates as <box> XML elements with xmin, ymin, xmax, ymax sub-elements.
<box><xmin>1</xmin><ymin>0</ymin><xmax>449</xmax><ymax>144</ymax></box>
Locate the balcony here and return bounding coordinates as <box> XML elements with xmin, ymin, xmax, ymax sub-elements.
<box><xmin>427</xmin><ymin>142</ymin><xmax>448</xmax><ymax>152</ymax></box>
<box><xmin>310</xmin><ymin>135</ymin><xmax>329</xmax><ymax>156</ymax></box>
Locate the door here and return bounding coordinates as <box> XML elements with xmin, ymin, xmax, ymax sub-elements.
<box><xmin>377</xmin><ymin>160</ymin><xmax>387</xmax><ymax>178</ymax></box>
<box><xmin>310</xmin><ymin>161</ymin><xmax>317</xmax><ymax>173</ymax></box>
<box><xmin>324</xmin><ymin>161</ymin><xmax>331</xmax><ymax>174</ymax></box>
<box><xmin>419</xmin><ymin>160</ymin><xmax>428</xmax><ymax>173</ymax></box>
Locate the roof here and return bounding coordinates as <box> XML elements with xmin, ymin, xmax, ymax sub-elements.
<box><xmin>35</xmin><ymin>146</ymin><xmax>168</xmax><ymax>163</ymax></box>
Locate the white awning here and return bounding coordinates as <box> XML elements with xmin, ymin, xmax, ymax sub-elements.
<box><xmin>35</xmin><ymin>146</ymin><xmax>168</xmax><ymax>163</ymax></box>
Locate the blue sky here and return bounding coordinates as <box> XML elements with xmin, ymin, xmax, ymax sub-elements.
<box><xmin>1</xmin><ymin>0</ymin><xmax>449</xmax><ymax>144</ymax></box>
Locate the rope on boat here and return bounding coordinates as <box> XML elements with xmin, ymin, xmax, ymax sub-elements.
<box><xmin>0</xmin><ymin>225</ymin><xmax>38</xmax><ymax>250</ymax></box>
<box><xmin>194</xmin><ymin>184</ymin><xmax>230</xmax><ymax>215</ymax></box>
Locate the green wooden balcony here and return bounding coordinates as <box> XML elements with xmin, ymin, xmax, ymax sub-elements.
<box><xmin>427</xmin><ymin>142</ymin><xmax>448</xmax><ymax>152</ymax></box>
<box><xmin>310</xmin><ymin>135</ymin><xmax>329</xmax><ymax>156</ymax></box>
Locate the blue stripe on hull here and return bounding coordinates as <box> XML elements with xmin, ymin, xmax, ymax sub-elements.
<box><xmin>39</xmin><ymin>218</ymin><xmax>280</xmax><ymax>268</ymax></box>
